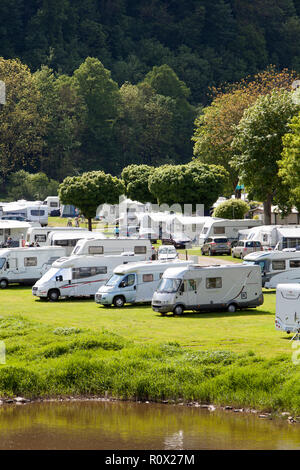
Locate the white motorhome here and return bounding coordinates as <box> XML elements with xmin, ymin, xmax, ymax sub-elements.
<box><xmin>95</xmin><ymin>260</ymin><xmax>193</xmax><ymax>307</ymax></box>
<box><xmin>72</xmin><ymin>237</ymin><xmax>152</xmax><ymax>259</ymax></box>
<box><xmin>198</xmin><ymin>219</ymin><xmax>262</xmax><ymax>246</ymax></box>
<box><xmin>0</xmin><ymin>246</ymin><xmax>66</xmax><ymax>288</ymax></box>
<box><xmin>0</xmin><ymin>220</ymin><xmax>36</xmax><ymax>246</ymax></box>
<box><xmin>25</xmin><ymin>226</ymin><xmax>88</xmax><ymax>247</ymax></box>
<box><xmin>43</xmin><ymin>196</ymin><xmax>60</xmax><ymax>216</ymax></box>
<box><xmin>275</xmin><ymin>284</ymin><xmax>300</xmax><ymax>336</ymax></box>
<box><xmin>243</xmin><ymin>250</ymin><xmax>300</xmax><ymax>288</ymax></box>
<box><xmin>152</xmin><ymin>264</ymin><xmax>263</xmax><ymax>315</ymax></box>
<box><xmin>46</xmin><ymin>231</ymin><xmax>106</xmax><ymax>256</ymax></box>
<box><xmin>1</xmin><ymin>200</ymin><xmax>48</xmax><ymax>226</ymax></box>
<box><xmin>32</xmin><ymin>253</ymin><xmax>147</xmax><ymax>301</ymax></box>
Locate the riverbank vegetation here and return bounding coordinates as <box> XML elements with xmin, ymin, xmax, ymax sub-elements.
<box><xmin>0</xmin><ymin>287</ymin><xmax>299</xmax><ymax>415</ymax></box>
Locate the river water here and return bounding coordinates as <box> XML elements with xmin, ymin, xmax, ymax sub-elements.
<box><xmin>0</xmin><ymin>401</ymin><xmax>299</xmax><ymax>450</ymax></box>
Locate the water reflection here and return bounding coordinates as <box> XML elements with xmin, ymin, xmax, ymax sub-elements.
<box><xmin>0</xmin><ymin>401</ymin><xmax>299</xmax><ymax>450</ymax></box>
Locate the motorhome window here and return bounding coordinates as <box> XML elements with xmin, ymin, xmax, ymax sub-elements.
<box><xmin>88</xmin><ymin>246</ymin><xmax>104</xmax><ymax>255</ymax></box>
<box><xmin>143</xmin><ymin>274</ymin><xmax>153</xmax><ymax>282</ymax></box>
<box><xmin>120</xmin><ymin>274</ymin><xmax>135</xmax><ymax>287</ymax></box>
<box><xmin>54</xmin><ymin>240</ymin><xmax>68</xmax><ymax>246</ymax></box>
<box><xmin>134</xmin><ymin>246</ymin><xmax>147</xmax><ymax>254</ymax></box>
<box><xmin>254</xmin><ymin>241</ymin><xmax>261</xmax><ymax>247</ymax></box>
<box><xmin>272</xmin><ymin>260</ymin><xmax>285</xmax><ymax>271</ymax></box>
<box><xmin>30</xmin><ymin>210</ymin><xmax>45</xmax><ymax>216</ymax></box>
<box><xmin>206</xmin><ymin>277</ymin><xmax>222</xmax><ymax>289</ymax></box>
<box><xmin>214</xmin><ymin>227</ymin><xmax>225</xmax><ymax>234</ymax></box>
<box><xmin>0</xmin><ymin>229</ymin><xmax>3</xmax><ymax>236</ymax></box>
<box><xmin>262</xmin><ymin>234</ymin><xmax>268</xmax><ymax>242</ymax></box>
<box><xmin>0</xmin><ymin>258</ymin><xmax>5</xmax><ymax>269</ymax></box>
<box><xmin>72</xmin><ymin>266</ymin><xmax>107</xmax><ymax>279</ymax></box>
<box><xmin>290</xmin><ymin>260</ymin><xmax>300</xmax><ymax>268</ymax></box>
<box><xmin>157</xmin><ymin>278</ymin><xmax>181</xmax><ymax>293</ymax></box>
<box><xmin>246</xmin><ymin>242</ymin><xmax>254</xmax><ymax>247</ymax></box>
<box><xmin>50</xmin><ymin>202</ymin><xmax>58</xmax><ymax>207</ymax></box>
<box><xmin>24</xmin><ymin>257</ymin><xmax>37</xmax><ymax>267</ymax></box>
<box><xmin>186</xmin><ymin>279</ymin><xmax>197</xmax><ymax>291</ymax></box>
<box><xmin>35</xmin><ymin>234</ymin><xmax>47</xmax><ymax>243</ymax></box>
<box><xmin>70</xmin><ymin>239</ymin><xmax>78</xmax><ymax>247</ymax></box>
<box><xmin>106</xmin><ymin>274</ymin><xmax>122</xmax><ymax>286</ymax></box>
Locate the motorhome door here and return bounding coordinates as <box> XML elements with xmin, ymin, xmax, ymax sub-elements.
<box><xmin>184</xmin><ymin>279</ymin><xmax>199</xmax><ymax>307</ymax></box>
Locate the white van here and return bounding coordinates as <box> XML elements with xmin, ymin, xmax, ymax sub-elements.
<box><xmin>157</xmin><ymin>245</ymin><xmax>178</xmax><ymax>260</ymax></box>
<box><xmin>243</xmin><ymin>251</ymin><xmax>300</xmax><ymax>287</ymax></box>
<box><xmin>32</xmin><ymin>253</ymin><xmax>146</xmax><ymax>301</ymax></box>
<box><xmin>25</xmin><ymin>226</ymin><xmax>88</xmax><ymax>247</ymax></box>
<box><xmin>95</xmin><ymin>260</ymin><xmax>192</xmax><ymax>307</ymax></box>
<box><xmin>152</xmin><ymin>264</ymin><xmax>263</xmax><ymax>315</ymax></box>
<box><xmin>275</xmin><ymin>284</ymin><xmax>300</xmax><ymax>336</ymax></box>
<box><xmin>72</xmin><ymin>237</ymin><xmax>152</xmax><ymax>259</ymax></box>
<box><xmin>46</xmin><ymin>231</ymin><xmax>106</xmax><ymax>256</ymax></box>
<box><xmin>0</xmin><ymin>246</ymin><xmax>66</xmax><ymax>288</ymax></box>
<box><xmin>199</xmin><ymin>218</ymin><xmax>262</xmax><ymax>246</ymax></box>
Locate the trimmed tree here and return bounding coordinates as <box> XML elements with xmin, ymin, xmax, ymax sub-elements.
<box><xmin>213</xmin><ymin>199</ymin><xmax>250</xmax><ymax>219</ymax></box>
<box><xmin>58</xmin><ymin>171</ymin><xmax>125</xmax><ymax>231</ymax></box>
<box><xmin>121</xmin><ymin>164</ymin><xmax>156</xmax><ymax>203</ymax></box>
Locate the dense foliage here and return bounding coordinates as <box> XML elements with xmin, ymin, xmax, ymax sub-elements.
<box><xmin>213</xmin><ymin>199</ymin><xmax>250</xmax><ymax>219</ymax></box>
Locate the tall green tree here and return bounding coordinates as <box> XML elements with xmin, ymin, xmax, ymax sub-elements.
<box><xmin>121</xmin><ymin>164</ymin><xmax>156</xmax><ymax>203</ymax></box>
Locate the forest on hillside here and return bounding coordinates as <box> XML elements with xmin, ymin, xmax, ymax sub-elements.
<box><xmin>1</xmin><ymin>0</ymin><xmax>300</xmax><ymax>105</ymax></box>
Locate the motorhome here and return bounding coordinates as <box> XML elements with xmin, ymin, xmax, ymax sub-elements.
<box><xmin>43</xmin><ymin>196</ymin><xmax>60</xmax><ymax>216</ymax></box>
<box><xmin>95</xmin><ymin>260</ymin><xmax>193</xmax><ymax>307</ymax></box>
<box><xmin>32</xmin><ymin>253</ymin><xmax>147</xmax><ymax>301</ymax></box>
<box><xmin>246</xmin><ymin>225</ymin><xmax>300</xmax><ymax>250</ymax></box>
<box><xmin>0</xmin><ymin>246</ymin><xmax>66</xmax><ymax>288</ymax></box>
<box><xmin>0</xmin><ymin>220</ymin><xmax>38</xmax><ymax>247</ymax></box>
<box><xmin>243</xmin><ymin>250</ymin><xmax>300</xmax><ymax>288</ymax></box>
<box><xmin>0</xmin><ymin>200</ymin><xmax>48</xmax><ymax>226</ymax></box>
<box><xmin>275</xmin><ymin>284</ymin><xmax>300</xmax><ymax>336</ymax></box>
<box><xmin>198</xmin><ymin>219</ymin><xmax>262</xmax><ymax>246</ymax></box>
<box><xmin>72</xmin><ymin>237</ymin><xmax>152</xmax><ymax>259</ymax></box>
<box><xmin>25</xmin><ymin>226</ymin><xmax>88</xmax><ymax>247</ymax></box>
<box><xmin>152</xmin><ymin>264</ymin><xmax>263</xmax><ymax>315</ymax></box>
<box><xmin>46</xmin><ymin>231</ymin><xmax>106</xmax><ymax>256</ymax></box>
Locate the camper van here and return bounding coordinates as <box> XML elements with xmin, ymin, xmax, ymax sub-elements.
<box><xmin>152</xmin><ymin>264</ymin><xmax>263</xmax><ymax>315</ymax></box>
<box><xmin>1</xmin><ymin>201</ymin><xmax>48</xmax><ymax>226</ymax></box>
<box><xmin>275</xmin><ymin>284</ymin><xmax>300</xmax><ymax>336</ymax></box>
<box><xmin>0</xmin><ymin>246</ymin><xmax>66</xmax><ymax>288</ymax></box>
<box><xmin>32</xmin><ymin>253</ymin><xmax>147</xmax><ymax>301</ymax></box>
<box><xmin>25</xmin><ymin>226</ymin><xmax>88</xmax><ymax>247</ymax></box>
<box><xmin>43</xmin><ymin>196</ymin><xmax>60</xmax><ymax>216</ymax></box>
<box><xmin>198</xmin><ymin>218</ymin><xmax>262</xmax><ymax>246</ymax></box>
<box><xmin>72</xmin><ymin>237</ymin><xmax>152</xmax><ymax>259</ymax></box>
<box><xmin>46</xmin><ymin>231</ymin><xmax>106</xmax><ymax>256</ymax></box>
<box><xmin>95</xmin><ymin>260</ymin><xmax>192</xmax><ymax>307</ymax></box>
<box><xmin>243</xmin><ymin>251</ymin><xmax>300</xmax><ymax>287</ymax></box>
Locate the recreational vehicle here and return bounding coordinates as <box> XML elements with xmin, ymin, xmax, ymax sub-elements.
<box><xmin>275</xmin><ymin>284</ymin><xmax>300</xmax><ymax>336</ymax></box>
<box><xmin>152</xmin><ymin>264</ymin><xmax>263</xmax><ymax>315</ymax></box>
<box><xmin>198</xmin><ymin>219</ymin><xmax>262</xmax><ymax>246</ymax></box>
<box><xmin>246</xmin><ymin>225</ymin><xmax>300</xmax><ymax>250</ymax></box>
<box><xmin>46</xmin><ymin>231</ymin><xmax>106</xmax><ymax>256</ymax></box>
<box><xmin>0</xmin><ymin>246</ymin><xmax>66</xmax><ymax>288</ymax></box>
<box><xmin>72</xmin><ymin>237</ymin><xmax>152</xmax><ymax>259</ymax></box>
<box><xmin>243</xmin><ymin>250</ymin><xmax>300</xmax><ymax>287</ymax></box>
<box><xmin>25</xmin><ymin>226</ymin><xmax>88</xmax><ymax>247</ymax></box>
<box><xmin>32</xmin><ymin>253</ymin><xmax>146</xmax><ymax>301</ymax></box>
<box><xmin>157</xmin><ymin>245</ymin><xmax>178</xmax><ymax>260</ymax></box>
<box><xmin>1</xmin><ymin>201</ymin><xmax>48</xmax><ymax>226</ymax></box>
<box><xmin>43</xmin><ymin>196</ymin><xmax>60</xmax><ymax>216</ymax></box>
<box><xmin>95</xmin><ymin>260</ymin><xmax>192</xmax><ymax>307</ymax></box>
<box><xmin>0</xmin><ymin>220</ymin><xmax>36</xmax><ymax>247</ymax></box>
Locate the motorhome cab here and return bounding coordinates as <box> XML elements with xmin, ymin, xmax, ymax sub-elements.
<box><xmin>243</xmin><ymin>251</ymin><xmax>300</xmax><ymax>288</ymax></box>
<box><xmin>95</xmin><ymin>260</ymin><xmax>192</xmax><ymax>307</ymax></box>
<box><xmin>25</xmin><ymin>226</ymin><xmax>88</xmax><ymax>247</ymax></box>
<box><xmin>152</xmin><ymin>264</ymin><xmax>263</xmax><ymax>315</ymax></box>
<box><xmin>275</xmin><ymin>284</ymin><xmax>300</xmax><ymax>336</ymax></box>
<box><xmin>32</xmin><ymin>253</ymin><xmax>146</xmax><ymax>301</ymax></box>
<box><xmin>46</xmin><ymin>231</ymin><xmax>106</xmax><ymax>256</ymax></box>
<box><xmin>72</xmin><ymin>237</ymin><xmax>152</xmax><ymax>259</ymax></box>
<box><xmin>0</xmin><ymin>246</ymin><xmax>66</xmax><ymax>288</ymax></box>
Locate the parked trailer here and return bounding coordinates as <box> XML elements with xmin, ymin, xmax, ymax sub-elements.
<box><xmin>32</xmin><ymin>253</ymin><xmax>147</xmax><ymax>301</ymax></box>
<box><xmin>243</xmin><ymin>251</ymin><xmax>300</xmax><ymax>287</ymax></box>
<box><xmin>46</xmin><ymin>231</ymin><xmax>106</xmax><ymax>256</ymax></box>
<box><xmin>275</xmin><ymin>284</ymin><xmax>300</xmax><ymax>336</ymax></box>
<box><xmin>72</xmin><ymin>237</ymin><xmax>152</xmax><ymax>259</ymax></box>
<box><xmin>25</xmin><ymin>226</ymin><xmax>88</xmax><ymax>247</ymax></box>
<box><xmin>95</xmin><ymin>260</ymin><xmax>192</xmax><ymax>307</ymax></box>
<box><xmin>1</xmin><ymin>201</ymin><xmax>48</xmax><ymax>226</ymax></box>
<box><xmin>0</xmin><ymin>246</ymin><xmax>66</xmax><ymax>288</ymax></box>
<box><xmin>152</xmin><ymin>264</ymin><xmax>263</xmax><ymax>315</ymax></box>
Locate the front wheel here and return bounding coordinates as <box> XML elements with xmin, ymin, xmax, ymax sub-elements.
<box><xmin>0</xmin><ymin>279</ymin><xmax>8</xmax><ymax>289</ymax></box>
<box><xmin>227</xmin><ymin>304</ymin><xmax>236</xmax><ymax>313</ymax></box>
<box><xmin>113</xmin><ymin>296</ymin><xmax>125</xmax><ymax>308</ymax></box>
<box><xmin>48</xmin><ymin>289</ymin><xmax>60</xmax><ymax>301</ymax></box>
<box><xmin>173</xmin><ymin>304</ymin><xmax>184</xmax><ymax>315</ymax></box>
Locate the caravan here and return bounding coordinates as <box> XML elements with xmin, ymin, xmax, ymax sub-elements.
<box><xmin>32</xmin><ymin>253</ymin><xmax>147</xmax><ymax>301</ymax></box>
<box><xmin>72</xmin><ymin>237</ymin><xmax>152</xmax><ymax>259</ymax></box>
<box><xmin>0</xmin><ymin>220</ymin><xmax>36</xmax><ymax>247</ymax></box>
<box><xmin>198</xmin><ymin>219</ymin><xmax>262</xmax><ymax>246</ymax></box>
<box><xmin>25</xmin><ymin>226</ymin><xmax>88</xmax><ymax>247</ymax></box>
<box><xmin>46</xmin><ymin>231</ymin><xmax>106</xmax><ymax>256</ymax></box>
<box><xmin>152</xmin><ymin>264</ymin><xmax>263</xmax><ymax>315</ymax></box>
<box><xmin>1</xmin><ymin>201</ymin><xmax>48</xmax><ymax>226</ymax></box>
<box><xmin>43</xmin><ymin>197</ymin><xmax>60</xmax><ymax>216</ymax></box>
<box><xmin>95</xmin><ymin>260</ymin><xmax>192</xmax><ymax>307</ymax></box>
<box><xmin>275</xmin><ymin>284</ymin><xmax>300</xmax><ymax>336</ymax></box>
<box><xmin>0</xmin><ymin>246</ymin><xmax>66</xmax><ymax>288</ymax></box>
<box><xmin>246</xmin><ymin>225</ymin><xmax>300</xmax><ymax>250</ymax></box>
<box><xmin>243</xmin><ymin>250</ymin><xmax>300</xmax><ymax>288</ymax></box>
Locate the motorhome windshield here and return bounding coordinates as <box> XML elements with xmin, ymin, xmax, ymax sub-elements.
<box><xmin>41</xmin><ymin>267</ymin><xmax>59</xmax><ymax>282</ymax></box>
<box><xmin>243</xmin><ymin>259</ymin><xmax>267</xmax><ymax>271</ymax></box>
<box><xmin>0</xmin><ymin>258</ymin><xmax>6</xmax><ymax>270</ymax></box>
<box><xmin>159</xmin><ymin>247</ymin><xmax>175</xmax><ymax>254</ymax></box>
<box><xmin>157</xmin><ymin>278</ymin><xmax>181</xmax><ymax>293</ymax></box>
<box><xmin>106</xmin><ymin>274</ymin><xmax>123</xmax><ymax>287</ymax></box>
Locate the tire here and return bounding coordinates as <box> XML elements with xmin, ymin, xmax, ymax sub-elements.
<box><xmin>173</xmin><ymin>304</ymin><xmax>184</xmax><ymax>315</ymax></box>
<box><xmin>227</xmin><ymin>304</ymin><xmax>236</xmax><ymax>313</ymax></box>
<box><xmin>48</xmin><ymin>289</ymin><xmax>60</xmax><ymax>301</ymax></box>
<box><xmin>0</xmin><ymin>279</ymin><xmax>8</xmax><ymax>289</ymax></box>
<box><xmin>113</xmin><ymin>295</ymin><xmax>125</xmax><ymax>308</ymax></box>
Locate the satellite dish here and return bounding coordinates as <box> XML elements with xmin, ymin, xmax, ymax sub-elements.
<box><xmin>0</xmin><ymin>81</ymin><xmax>6</xmax><ymax>105</ymax></box>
